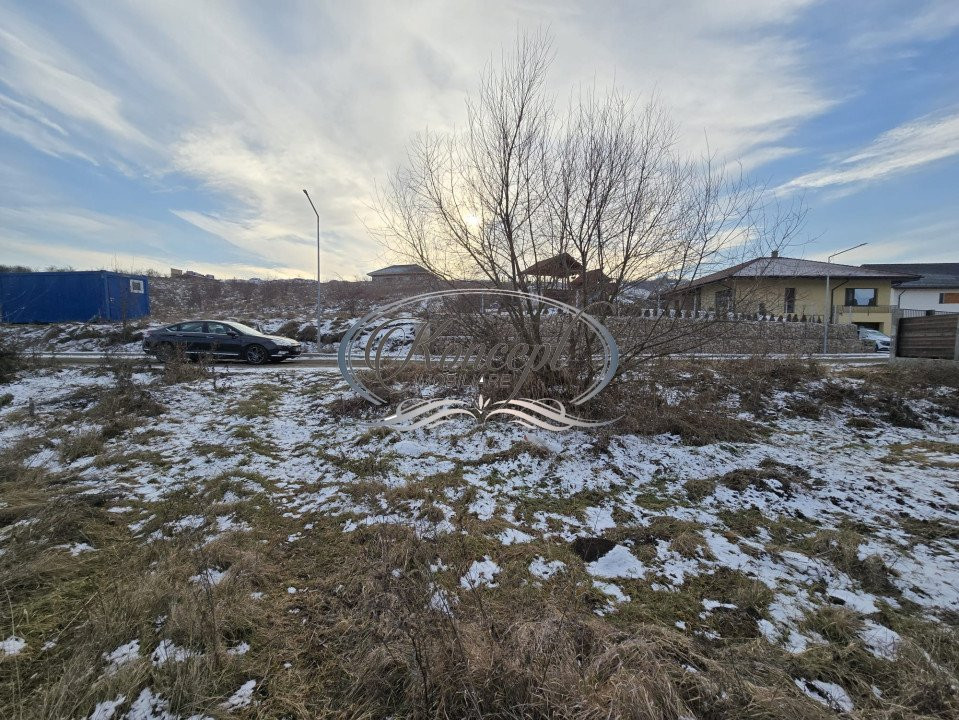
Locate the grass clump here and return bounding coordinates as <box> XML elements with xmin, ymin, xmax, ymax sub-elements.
<box><xmin>714</xmin><ymin>458</ymin><xmax>811</xmax><ymax>496</ymax></box>
<box><xmin>683</xmin><ymin>477</ymin><xmax>716</xmax><ymax>501</ymax></box>
<box><xmin>0</xmin><ymin>336</ymin><xmax>25</xmax><ymax>383</ymax></box>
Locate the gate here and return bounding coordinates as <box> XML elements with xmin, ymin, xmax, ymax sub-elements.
<box><xmin>894</xmin><ymin>314</ymin><xmax>959</xmax><ymax>360</ymax></box>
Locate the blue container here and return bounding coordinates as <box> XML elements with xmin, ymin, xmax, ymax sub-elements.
<box><xmin>0</xmin><ymin>271</ymin><xmax>151</xmax><ymax>323</ymax></box>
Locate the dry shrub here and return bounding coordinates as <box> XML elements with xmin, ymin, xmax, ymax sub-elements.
<box><xmin>0</xmin><ymin>335</ymin><xmax>25</xmax><ymax>383</ymax></box>
<box><xmin>856</xmin><ymin>360</ymin><xmax>959</xmax><ymax>393</ymax></box>
<box><xmin>275</xmin><ymin>320</ymin><xmax>301</xmax><ymax>339</ymax></box>
<box><xmin>296</xmin><ymin>323</ymin><xmax>318</xmax><ymax>342</ymax></box>
<box><xmin>719</xmin><ymin>356</ymin><xmax>825</xmax><ymax>414</ymax></box>
<box><xmin>812</xmin><ymin>378</ymin><xmax>925</xmax><ymax>429</ymax></box>
<box><xmin>88</xmin><ymin>363</ymin><xmax>165</xmax><ymax>437</ymax></box>
<box><xmin>597</xmin><ymin>379</ymin><xmax>760</xmax><ymax>445</ymax></box>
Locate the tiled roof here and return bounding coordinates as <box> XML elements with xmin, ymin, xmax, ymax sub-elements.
<box><xmin>862</xmin><ymin>263</ymin><xmax>959</xmax><ymax>288</ymax></box>
<box><xmin>570</xmin><ymin>268</ymin><xmax>612</xmax><ymax>287</ymax></box>
<box><xmin>367</xmin><ymin>264</ymin><xmax>433</xmax><ymax>277</ymax></box>
<box><xmin>674</xmin><ymin>256</ymin><xmax>917</xmax><ymax>292</ymax></box>
<box><xmin>521</xmin><ymin>253</ymin><xmax>584</xmax><ymax>277</ymax></box>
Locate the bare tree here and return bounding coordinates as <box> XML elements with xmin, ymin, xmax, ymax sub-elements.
<box><xmin>372</xmin><ymin>32</ymin><xmax>806</xmax><ymax>382</ymax></box>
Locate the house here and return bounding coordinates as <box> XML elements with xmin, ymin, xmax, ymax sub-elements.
<box><xmin>367</xmin><ymin>263</ymin><xmax>437</xmax><ymax>285</ymax></box>
<box><xmin>0</xmin><ymin>270</ymin><xmax>151</xmax><ymax>323</ymax></box>
<box><xmin>520</xmin><ymin>253</ymin><xmax>584</xmax><ymax>302</ymax></box>
<box><xmin>520</xmin><ymin>253</ymin><xmax>584</xmax><ymax>284</ymax></box>
<box><xmin>667</xmin><ymin>252</ymin><xmax>917</xmax><ymax>334</ymax></box>
<box><xmin>861</xmin><ymin>263</ymin><xmax>959</xmax><ymax>313</ymax></box>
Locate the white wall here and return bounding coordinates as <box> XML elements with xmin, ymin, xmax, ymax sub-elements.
<box><xmin>893</xmin><ymin>287</ymin><xmax>959</xmax><ymax>312</ymax></box>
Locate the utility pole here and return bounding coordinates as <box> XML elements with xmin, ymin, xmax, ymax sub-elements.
<box><xmin>822</xmin><ymin>242</ymin><xmax>867</xmax><ymax>353</ymax></box>
<box><xmin>302</xmin><ymin>189</ymin><xmax>321</xmax><ymax>349</ymax></box>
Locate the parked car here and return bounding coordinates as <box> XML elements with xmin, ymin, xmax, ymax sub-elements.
<box><xmin>858</xmin><ymin>327</ymin><xmax>891</xmax><ymax>352</ymax></box>
<box><xmin>143</xmin><ymin>320</ymin><xmax>303</xmax><ymax>364</ymax></box>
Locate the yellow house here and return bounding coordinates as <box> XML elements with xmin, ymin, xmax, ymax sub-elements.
<box><xmin>669</xmin><ymin>253</ymin><xmax>917</xmax><ymax>334</ymax></box>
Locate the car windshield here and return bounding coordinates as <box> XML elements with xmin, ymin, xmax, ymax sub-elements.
<box><xmin>227</xmin><ymin>322</ymin><xmax>266</xmax><ymax>336</ymax></box>
<box><xmin>860</xmin><ymin>330</ymin><xmax>887</xmax><ymax>339</ymax></box>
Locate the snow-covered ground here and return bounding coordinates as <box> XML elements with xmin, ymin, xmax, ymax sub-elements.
<box><xmin>1</xmin><ymin>361</ymin><xmax>957</xmax><ymax>718</ymax></box>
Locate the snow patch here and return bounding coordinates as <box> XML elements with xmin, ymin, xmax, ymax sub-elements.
<box><xmin>586</xmin><ymin>545</ymin><xmax>646</xmax><ymax>579</ymax></box>
<box><xmin>460</xmin><ymin>557</ymin><xmax>501</xmax><ymax>588</ymax></box>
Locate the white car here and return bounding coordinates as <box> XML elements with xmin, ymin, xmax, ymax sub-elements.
<box><xmin>858</xmin><ymin>328</ymin><xmax>891</xmax><ymax>352</ymax></box>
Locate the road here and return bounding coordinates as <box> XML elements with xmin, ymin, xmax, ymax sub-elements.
<box><xmin>31</xmin><ymin>351</ymin><xmax>890</xmax><ymax>368</ymax></box>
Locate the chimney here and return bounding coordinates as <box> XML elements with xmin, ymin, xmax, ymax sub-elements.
<box><xmin>771</xmin><ymin>250</ymin><xmax>779</xmax><ymax>258</ymax></box>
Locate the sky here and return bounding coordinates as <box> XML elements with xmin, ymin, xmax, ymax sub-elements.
<box><xmin>0</xmin><ymin>0</ymin><xmax>957</xmax><ymax>280</ymax></box>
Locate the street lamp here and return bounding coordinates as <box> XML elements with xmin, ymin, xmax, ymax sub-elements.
<box><xmin>822</xmin><ymin>242</ymin><xmax>868</xmax><ymax>353</ymax></box>
<box><xmin>302</xmin><ymin>189</ymin><xmax>321</xmax><ymax>350</ymax></box>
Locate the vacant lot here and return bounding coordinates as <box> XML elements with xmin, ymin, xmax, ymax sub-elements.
<box><xmin>0</xmin><ymin>358</ymin><xmax>957</xmax><ymax>719</ymax></box>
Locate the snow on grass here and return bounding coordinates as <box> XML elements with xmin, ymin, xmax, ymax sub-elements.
<box><xmin>860</xmin><ymin>620</ymin><xmax>901</xmax><ymax>660</ymax></box>
<box><xmin>220</xmin><ymin>679</ymin><xmax>257</xmax><ymax>710</ymax></box>
<box><xmin>0</xmin><ymin>635</ymin><xmax>26</xmax><ymax>655</ymax></box>
<box><xmin>189</xmin><ymin>568</ymin><xmax>227</xmax><ymax>586</ymax></box>
<box><xmin>2</xmin><ymin>361</ymin><xmax>958</xmax><ymax>708</ymax></box>
<box><xmin>529</xmin><ymin>557</ymin><xmax>566</xmax><ymax>580</ymax></box>
<box><xmin>55</xmin><ymin>541</ymin><xmax>95</xmax><ymax>556</ymax></box>
<box><xmin>702</xmin><ymin>599</ymin><xmax>737</xmax><ymax>611</ymax></box>
<box><xmin>586</xmin><ymin>545</ymin><xmax>646</xmax><ymax>579</ymax></box>
<box><xmin>103</xmin><ymin>639</ymin><xmax>140</xmax><ymax>671</ymax></box>
<box><xmin>88</xmin><ymin>694</ymin><xmax>125</xmax><ymax>720</ymax></box>
<box><xmin>499</xmin><ymin>527</ymin><xmax>534</xmax><ymax>545</ymax></box>
<box><xmin>794</xmin><ymin>678</ymin><xmax>854</xmax><ymax>712</ymax></box>
<box><xmin>151</xmin><ymin>639</ymin><xmax>198</xmax><ymax>665</ymax></box>
<box><xmin>460</xmin><ymin>557</ymin><xmax>501</xmax><ymax>589</ymax></box>
<box><xmin>593</xmin><ymin>580</ymin><xmax>630</xmax><ymax>604</ymax></box>
<box><xmin>124</xmin><ymin>687</ymin><xmax>172</xmax><ymax>720</ymax></box>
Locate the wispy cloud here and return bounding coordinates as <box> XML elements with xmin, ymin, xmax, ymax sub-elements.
<box><xmin>851</xmin><ymin>0</ymin><xmax>959</xmax><ymax>50</ymax></box>
<box><xmin>0</xmin><ymin>0</ymin><xmax>883</xmax><ymax>276</ymax></box>
<box><xmin>778</xmin><ymin>111</ymin><xmax>959</xmax><ymax>194</ymax></box>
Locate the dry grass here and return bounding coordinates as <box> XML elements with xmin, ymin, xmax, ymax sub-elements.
<box><xmin>0</xmin><ymin>336</ymin><xmax>24</xmax><ymax>383</ymax></box>
<box><xmin>1</xmin><ymin>359</ymin><xmax>958</xmax><ymax>718</ymax></box>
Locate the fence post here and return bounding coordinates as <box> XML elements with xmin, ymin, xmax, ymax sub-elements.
<box><xmin>954</xmin><ymin>316</ymin><xmax>959</xmax><ymax>361</ymax></box>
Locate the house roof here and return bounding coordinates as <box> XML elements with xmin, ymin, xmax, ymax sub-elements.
<box><xmin>521</xmin><ymin>253</ymin><xmax>584</xmax><ymax>277</ymax></box>
<box><xmin>672</xmin><ymin>256</ymin><xmax>917</xmax><ymax>293</ymax></box>
<box><xmin>570</xmin><ymin>269</ymin><xmax>613</xmax><ymax>287</ymax></box>
<box><xmin>367</xmin><ymin>263</ymin><xmax>433</xmax><ymax>278</ymax></box>
<box><xmin>862</xmin><ymin>263</ymin><xmax>959</xmax><ymax>289</ymax></box>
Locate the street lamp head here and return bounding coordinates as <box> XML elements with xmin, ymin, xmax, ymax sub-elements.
<box><xmin>302</xmin><ymin>189</ymin><xmax>309</xmax><ymax>196</ymax></box>
<box><xmin>827</xmin><ymin>241</ymin><xmax>868</xmax><ymax>263</ymax></box>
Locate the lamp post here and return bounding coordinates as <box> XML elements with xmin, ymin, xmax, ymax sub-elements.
<box><xmin>302</xmin><ymin>189</ymin><xmax>321</xmax><ymax>350</ymax></box>
<box><xmin>822</xmin><ymin>242</ymin><xmax>867</xmax><ymax>353</ymax></box>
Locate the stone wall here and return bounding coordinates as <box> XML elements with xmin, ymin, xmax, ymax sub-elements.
<box><xmin>606</xmin><ymin>316</ymin><xmax>867</xmax><ymax>355</ymax></box>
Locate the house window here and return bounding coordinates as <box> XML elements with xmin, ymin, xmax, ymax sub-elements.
<box><xmin>714</xmin><ymin>289</ymin><xmax>733</xmax><ymax>313</ymax></box>
<box><xmin>844</xmin><ymin>288</ymin><xmax>877</xmax><ymax>306</ymax></box>
<box><xmin>939</xmin><ymin>292</ymin><xmax>959</xmax><ymax>304</ymax></box>
<box><xmin>129</xmin><ymin>279</ymin><xmax>145</xmax><ymax>294</ymax></box>
<box><xmin>784</xmin><ymin>287</ymin><xmax>796</xmax><ymax>314</ymax></box>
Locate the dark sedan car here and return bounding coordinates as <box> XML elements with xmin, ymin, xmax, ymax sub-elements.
<box><xmin>142</xmin><ymin>320</ymin><xmax>303</xmax><ymax>364</ymax></box>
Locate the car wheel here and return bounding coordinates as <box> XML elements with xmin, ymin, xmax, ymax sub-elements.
<box><xmin>156</xmin><ymin>342</ymin><xmax>175</xmax><ymax>362</ymax></box>
<box><xmin>244</xmin><ymin>344</ymin><xmax>268</xmax><ymax>365</ymax></box>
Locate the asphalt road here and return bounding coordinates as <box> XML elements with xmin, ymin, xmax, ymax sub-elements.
<box><xmin>32</xmin><ymin>351</ymin><xmax>890</xmax><ymax>368</ymax></box>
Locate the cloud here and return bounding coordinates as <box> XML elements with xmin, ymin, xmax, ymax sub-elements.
<box><xmin>778</xmin><ymin>111</ymin><xmax>959</xmax><ymax>194</ymax></box>
<box><xmin>0</xmin><ymin>16</ymin><xmax>154</xmax><ymax>154</ymax></box>
<box><xmin>0</xmin><ymin>0</ymin><xmax>834</xmax><ymax>277</ymax></box>
<box><xmin>851</xmin><ymin>0</ymin><xmax>959</xmax><ymax>50</ymax></box>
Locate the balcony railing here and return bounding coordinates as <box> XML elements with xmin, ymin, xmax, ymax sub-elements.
<box><xmin>836</xmin><ymin>304</ymin><xmax>895</xmax><ymax>315</ymax></box>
